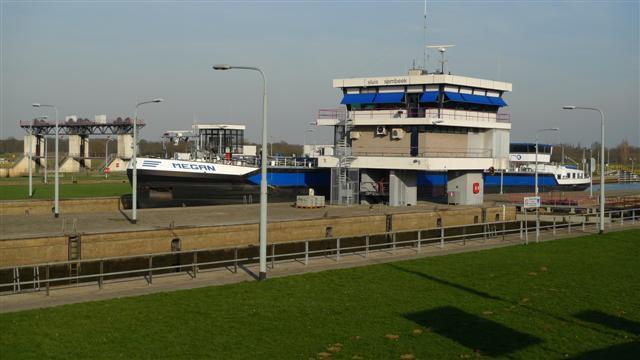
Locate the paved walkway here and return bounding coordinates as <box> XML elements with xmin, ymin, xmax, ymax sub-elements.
<box><xmin>2</xmin><ymin>222</ymin><xmax>638</xmax><ymax>313</ymax></box>
<box><xmin>1</xmin><ymin>201</ymin><xmax>484</xmax><ymax>240</ymax></box>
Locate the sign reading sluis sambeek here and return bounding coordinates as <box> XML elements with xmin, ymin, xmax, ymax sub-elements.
<box><xmin>365</xmin><ymin>77</ymin><xmax>409</xmax><ymax>86</ymax></box>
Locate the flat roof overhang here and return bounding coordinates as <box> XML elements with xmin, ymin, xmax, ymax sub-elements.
<box><xmin>333</xmin><ymin>74</ymin><xmax>512</xmax><ymax>92</ymax></box>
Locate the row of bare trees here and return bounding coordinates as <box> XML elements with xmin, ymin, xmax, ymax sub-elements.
<box><xmin>550</xmin><ymin>139</ymin><xmax>640</xmax><ymax>165</ymax></box>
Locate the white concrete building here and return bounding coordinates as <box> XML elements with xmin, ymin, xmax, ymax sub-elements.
<box><xmin>316</xmin><ymin>69</ymin><xmax>512</xmax><ymax>206</ymax></box>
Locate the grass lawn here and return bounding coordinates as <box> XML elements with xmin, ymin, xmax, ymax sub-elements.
<box><xmin>0</xmin><ymin>182</ymin><xmax>131</xmax><ymax>200</ymax></box>
<box><xmin>1</xmin><ymin>230</ymin><xmax>639</xmax><ymax>359</ymax></box>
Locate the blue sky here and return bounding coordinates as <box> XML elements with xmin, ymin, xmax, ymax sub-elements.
<box><xmin>2</xmin><ymin>0</ymin><xmax>638</xmax><ymax>147</ymax></box>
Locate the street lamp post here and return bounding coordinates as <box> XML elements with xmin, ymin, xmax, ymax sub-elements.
<box><xmin>43</xmin><ymin>136</ymin><xmax>48</xmax><ymax>184</ymax></box>
<box><xmin>132</xmin><ymin>99</ymin><xmax>164</xmax><ymax>224</ymax></box>
<box><xmin>32</xmin><ymin>104</ymin><xmax>59</xmax><ymax>217</ymax></box>
<box><xmin>213</xmin><ymin>64</ymin><xmax>268</xmax><ymax>281</ymax></box>
<box><xmin>563</xmin><ymin>106</ymin><xmax>605</xmax><ymax>234</ymax></box>
<box><xmin>534</xmin><ymin>128</ymin><xmax>559</xmax><ymax>242</ymax></box>
<box><xmin>28</xmin><ymin>121</ymin><xmax>33</xmax><ymax>198</ymax></box>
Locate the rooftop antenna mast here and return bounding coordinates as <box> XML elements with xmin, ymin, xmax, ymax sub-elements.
<box><xmin>422</xmin><ymin>0</ymin><xmax>427</xmax><ymax>70</ymax></box>
<box><xmin>427</xmin><ymin>45</ymin><xmax>455</xmax><ymax>74</ymax></box>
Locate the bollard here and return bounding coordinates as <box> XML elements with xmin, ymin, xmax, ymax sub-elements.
<box><xmin>553</xmin><ymin>218</ymin><xmax>556</xmax><ymax>235</ymax></box>
<box><xmin>337</xmin><ymin>238</ymin><xmax>341</xmax><ymax>261</ymax></box>
<box><xmin>304</xmin><ymin>241</ymin><xmax>309</xmax><ymax>265</ymax></box>
<box><xmin>620</xmin><ymin>210</ymin><xmax>624</xmax><ymax>226</ymax></box>
<box><xmin>502</xmin><ymin>221</ymin><xmax>506</xmax><ymax>241</ymax></box>
<box><xmin>99</xmin><ymin>261</ymin><xmax>103</xmax><ymax>289</ymax></box>
<box><xmin>417</xmin><ymin>231</ymin><xmax>421</xmax><ymax>252</ymax></box>
<box><xmin>568</xmin><ymin>218</ymin><xmax>572</xmax><ymax>233</ymax></box>
<box><xmin>633</xmin><ymin>210</ymin><xmax>636</xmax><ymax>224</ymax></box>
<box><xmin>440</xmin><ymin>227</ymin><xmax>444</xmax><ymax>249</ymax></box>
<box><xmin>582</xmin><ymin>218</ymin><xmax>585</xmax><ymax>232</ymax></box>
<box><xmin>365</xmin><ymin>236</ymin><xmax>369</xmax><ymax>258</ymax></box>
<box><xmin>234</xmin><ymin>248</ymin><xmax>238</xmax><ymax>273</ymax></box>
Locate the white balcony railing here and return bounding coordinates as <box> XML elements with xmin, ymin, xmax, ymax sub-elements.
<box><xmin>318</xmin><ymin>108</ymin><xmax>511</xmax><ymax>123</ymax></box>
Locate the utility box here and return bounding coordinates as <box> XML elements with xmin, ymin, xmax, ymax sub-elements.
<box><xmin>389</xmin><ymin>170</ymin><xmax>417</xmax><ymax>206</ymax></box>
<box><xmin>447</xmin><ymin>171</ymin><xmax>483</xmax><ymax>205</ymax></box>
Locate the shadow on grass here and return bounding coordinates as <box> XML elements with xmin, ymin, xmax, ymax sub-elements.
<box><xmin>405</xmin><ymin>306</ymin><xmax>541</xmax><ymax>357</ymax></box>
<box><xmin>568</xmin><ymin>310</ymin><xmax>640</xmax><ymax>359</ymax></box>
<box><xmin>574</xmin><ymin>310</ymin><xmax>640</xmax><ymax>335</ymax></box>
<box><xmin>568</xmin><ymin>341</ymin><xmax>640</xmax><ymax>359</ymax></box>
<box><xmin>386</xmin><ymin>263</ymin><xmax>503</xmax><ymax>301</ymax></box>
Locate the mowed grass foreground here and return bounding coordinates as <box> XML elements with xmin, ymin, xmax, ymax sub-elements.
<box><xmin>0</xmin><ymin>181</ymin><xmax>130</xmax><ymax>200</ymax></box>
<box><xmin>1</xmin><ymin>231</ymin><xmax>639</xmax><ymax>359</ymax></box>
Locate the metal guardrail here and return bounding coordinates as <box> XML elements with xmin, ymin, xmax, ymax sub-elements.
<box><xmin>317</xmin><ymin>108</ymin><xmax>510</xmax><ymax>123</ymax></box>
<box><xmin>2</xmin><ymin>208</ymin><xmax>638</xmax><ymax>296</ymax></box>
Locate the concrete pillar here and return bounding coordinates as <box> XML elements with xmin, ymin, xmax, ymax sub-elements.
<box><xmin>117</xmin><ymin>134</ymin><xmax>133</xmax><ymax>159</ymax></box>
<box><xmin>23</xmin><ymin>134</ymin><xmax>37</xmax><ymax>156</ymax></box>
<box><xmin>82</xmin><ymin>136</ymin><xmax>91</xmax><ymax>168</ymax></box>
<box><xmin>388</xmin><ymin>170</ymin><xmax>417</xmax><ymax>206</ymax></box>
<box><xmin>447</xmin><ymin>171</ymin><xmax>483</xmax><ymax>205</ymax></box>
<box><xmin>68</xmin><ymin>135</ymin><xmax>81</xmax><ymax>157</ymax></box>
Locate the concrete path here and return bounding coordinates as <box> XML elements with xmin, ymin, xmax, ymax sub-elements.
<box><xmin>1</xmin><ymin>201</ymin><xmax>482</xmax><ymax>240</ymax></box>
<box><xmin>2</xmin><ymin>222</ymin><xmax>638</xmax><ymax>313</ymax></box>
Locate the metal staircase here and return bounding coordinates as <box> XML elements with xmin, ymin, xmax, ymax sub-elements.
<box><xmin>331</xmin><ymin>109</ymin><xmax>359</xmax><ymax>205</ymax></box>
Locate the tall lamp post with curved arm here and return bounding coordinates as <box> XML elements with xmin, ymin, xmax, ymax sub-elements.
<box><xmin>32</xmin><ymin>104</ymin><xmax>59</xmax><ymax>217</ymax></box>
<box><xmin>213</xmin><ymin>64</ymin><xmax>268</xmax><ymax>281</ymax></box>
<box><xmin>563</xmin><ymin>106</ymin><xmax>605</xmax><ymax>234</ymax></box>
<box><xmin>132</xmin><ymin>98</ymin><xmax>164</xmax><ymax>224</ymax></box>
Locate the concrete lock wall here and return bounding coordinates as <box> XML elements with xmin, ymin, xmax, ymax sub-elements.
<box><xmin>0</xmin><ymin>237</ymin><xmax>68</xmax><ymax>267</ymax></box>
<box><xmin>0</xmin><ymin>206</ymin><xmax>516</xmax><ymax>267</ymax></box>
<box><xmin>0</xmin><ymin>198</ymin><xmax>122</xmax><ymax>217</ymax></box>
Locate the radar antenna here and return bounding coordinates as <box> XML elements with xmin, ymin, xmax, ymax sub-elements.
<box><xmin>427</xmin><ymin>44</ymin><xmax>455</xmax><ymax>74</ymax></box>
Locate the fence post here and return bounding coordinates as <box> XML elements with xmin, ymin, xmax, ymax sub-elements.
<box><xmin>148</xmin><ymin>256</ymin><xmax>153</xmax><ymax>285</ymax></box>
<box><xmin>582</xmin><ymin>217</ymin><xmax>585</xmax><ymax>232</ymax></box>
<box><xmin>391</xmin><ymin>233</ymin><xmax>396</xmax><ymax>252</ymax></box>
<box><xmin>502</xmin><ymin>221</ymin><xmax>506</xmax><ymax>241</ymax></box>
<box><xmin>553</xmin><ymin>218</ymin><xmax>556</xmax><ymax>235</ymax></box>
<box><xmin>609</xmin><ymin>212</ymin><xmax>612</xmax><ymax>228</ymax></box>
<box><xmin>271</xmin><ymin>244</ymin><xmax>275</xmax><ymax>269</ymax></box>
<box><xmin>520</xmin><ymin>220</ymin><xmax>523</xmax><ymax>240</ymax></box>
<box><xmin>633</xmin><ymin>210</ymin><xmax>636</xmax><ymax>224</ymax></box>
<box><xmin>337</xmin><ymin>238</ymin><xmax>341</xmax><ymax>261</ymax></box>
<box><xmin>99</xmin><ymin>261</ymin><xmax>103</xmax><ymax>289</ymax></box>
<box><xmin>193</xmin><ymin>251</ymin><xmax>198</xmax><ymax>278</ymax></box>
<box><xmin>417</xmin><ymin>231</ymin><xmax>421</xmax><ymax>252</ymax></box>
<box><xmin>304</xmin><ymin>241</ymin><xmax>309</xmax><ymax>265</ymax></box>
<box><xmin>440</xmin><ymin>227</ymin><xmax>444</xmax><ymax>249</ymax></box>
<box><xmin>568</xmin><ymin>217</ymin><xmax>572</xmax><ymax>234</ymax></box>
<box><xmin>45</xmin><ymin>265</ymin><xmax>50</xmax><ymax>296</ymax></box>
<box><xmin>620</xmin><ymin>210</ymin><xmax>624</xmax><ymax>226</ymax></box>
<box><xmin>234</xmin><ymin>248</ymin><xmax>238</xmax><ymax>273</ymax></box>
<box><xmin>365</xmin><ymin>236</ymin><xmax>369</xmax><ymax>257</ymax></box>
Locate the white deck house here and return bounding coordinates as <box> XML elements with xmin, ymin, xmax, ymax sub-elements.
<box><xmin>316</xmin><ymin>69</ymin><xmax>512</xmax><ymax>206</ymax></box>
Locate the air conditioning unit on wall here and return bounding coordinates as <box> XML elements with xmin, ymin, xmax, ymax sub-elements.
<box><xmin>391</xmin><ymin>128</ymin><xmax>405</xmax><ymax>140</ymax></box>
<box><xmin>375</xmin><ymin>126</ymin><xmax>387</xmax><ymax>136</ymax></box>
